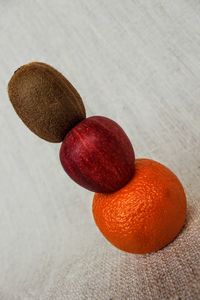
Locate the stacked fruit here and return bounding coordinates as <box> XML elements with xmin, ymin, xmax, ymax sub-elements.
<box><xmin>8</xmin><ymin>62</ymin><xmax>187</xmax><ymax>254</ymax></box>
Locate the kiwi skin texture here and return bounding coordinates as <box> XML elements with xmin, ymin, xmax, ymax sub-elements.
<box><xmin>8</xmin><ymin>62</ymin><xmax>86</xmax><ymax>142</ymax></box>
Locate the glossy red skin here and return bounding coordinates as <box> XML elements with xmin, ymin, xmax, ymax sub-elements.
<box><xmin>60</xmin><ymin>116</ymin><xmax>135</xmax><ymax>193</ymax></box>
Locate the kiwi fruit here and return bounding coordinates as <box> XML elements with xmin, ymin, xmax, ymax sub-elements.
<box><xmin>8</xmin><ymin>62</ymin><xmax>86</xmax><ymax>142</ymax></box>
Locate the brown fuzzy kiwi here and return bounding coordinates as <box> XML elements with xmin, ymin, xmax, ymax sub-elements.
<box><xmin>8</xmin><ymin>62</ymin><xmax>86</xmax><ymax>142</ymax></box>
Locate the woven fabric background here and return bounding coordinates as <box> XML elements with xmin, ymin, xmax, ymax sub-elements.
<box><xmin>0</xmin><ymin>1</ymin><xmax>200</xmax><ymax>299</ymax></box>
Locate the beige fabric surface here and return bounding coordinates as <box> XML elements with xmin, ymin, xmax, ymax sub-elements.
<box><xmin>0</xmin><ymin>0</ymin><xmax>200</xmax><ymax>299</ymax></box>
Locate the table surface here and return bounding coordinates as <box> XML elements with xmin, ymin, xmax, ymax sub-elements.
<box><xmin>1</xmin><ymin>1</ymin><xmax>200</xmax><ymax>299</ymax></box>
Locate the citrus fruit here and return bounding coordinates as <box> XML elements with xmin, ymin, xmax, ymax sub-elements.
<box><xmin>92</xmin><ymin>159</ymin><xmax>187</xmax><ymax>254</ymax></box>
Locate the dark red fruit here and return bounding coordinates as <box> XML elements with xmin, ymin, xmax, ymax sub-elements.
<box><xmin>60</xmin><ymin>116</ymin><xmax>135</xmax><ymax>193</ymax></box>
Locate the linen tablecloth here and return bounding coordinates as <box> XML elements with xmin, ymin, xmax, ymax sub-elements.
<box><xmin>0</xmin><ymin>1</ymin><xmax>200</xmax><ymax>299</ymax></box>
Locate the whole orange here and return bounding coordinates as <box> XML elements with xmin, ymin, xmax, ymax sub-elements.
<box><xmin>92</xmin><ymin>159</ymin><xmax>186</xmax><ymax>254</ymax></box>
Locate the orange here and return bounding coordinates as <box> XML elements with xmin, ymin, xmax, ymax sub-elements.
<box><xmin>92</xmin><ymin>159</ymin><xmax>186</xmax><ymax>254</ymax></box>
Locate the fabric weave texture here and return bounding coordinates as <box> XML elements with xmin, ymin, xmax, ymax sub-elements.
<box><xmin>0</xmin><ymin>0</ymin><xmax>200</xmax><ymax>299</ymax></box>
